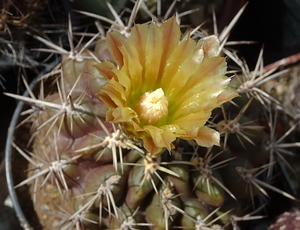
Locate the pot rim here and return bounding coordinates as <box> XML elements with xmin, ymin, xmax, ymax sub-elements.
<box><xmin>5</xmin><ymin>59</ymin><xmax>60</xmax><ymax>230</ymax></box>
<box><xmin>5</xmin><ymin>79</ymin><xmax>36</xmax><ymax>230</ymax></box>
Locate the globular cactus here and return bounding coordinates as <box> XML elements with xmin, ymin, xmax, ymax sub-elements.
<box><xmin>268</xmin><ymin>209</ymin><xmax>300</xmax><ymax>230</ymax></box>
<box><xmin>7</xmin><ymin>1</ymin><xmax>300</xmax><ymax>230</ymax></box>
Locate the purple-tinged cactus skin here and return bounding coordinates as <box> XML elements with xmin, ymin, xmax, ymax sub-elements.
<box><xmin>269</xmin><ymin>209</ymin><xmax>300</xmax><ymax>230</ymax></box>
<box><xmin>7</xmin><ymin>1</ymin><xmax>300</xmax><ymax>230</ymax></box>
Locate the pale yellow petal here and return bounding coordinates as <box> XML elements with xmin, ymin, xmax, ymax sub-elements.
<box><xmin>94</xmin><ymin>61</ymin><xmax>117</xmax><ymax>80</ymax></box>
<box><xmin>217</xmin><ymin>85</ymin><xmax>240</xmax><ymax>104</ymax></box>
<box><xmin>97</xmin><ymin>17</ymin><xmax>237</xmax><ymax>154</ymax></box>
<box><xmin>106</xmin><ymin>31</ymin><xmax>127</xmax><ymax>67</ymax></box>
<box><xmin>172</xmin><ymin>74</ymin><xmax>230</xmax><ymax>118</ymax></box>
<box><xmin>144</xmin><ymin>125</ymin><xmax>178</xmax><ymax>151</ymax></box>
<box><xmin>118</xmin><ymin>45</ymin><xmax>143</xmax><ymax>91</ymax></box>
<box><xmin>184</xmin><ymin>126</ymin><xmax>220</xmax><ymax>147</ymax></box>
<box><xmin>157</xmin><ymin>17</ymin><xmax>181</xmax><ymax>80</ymax></box>
<box><xmin>172</xmin><ymin>56</ymin><xmax>226</xmax><ymax>100</ymax></box>
<box><xmin>161</xmin><ymin>37</ymin><xmax>198</xmax><ymax>97</ymax></box>
<box><xmin>98</xmin><ymin>79</ymin><xmax>127</xmax><ymax>108</ymax></box>
<box><xmin>127</xmin><ymin>23</ymin><xmax>148</xmax><ymax>67</ymax></box>
<box><xmin>119</xmin><ymin>28</ymin><xmax>146</xmax><ymax>92</ymax></box>
<box><xmin>196</xmin><ymin>35</ymin><xmax>220</xmax><ymax>58</ymax></box>
<box><xmin>172</xmin><ymin>112</ymin><xmax>210</xmax><ymax>129</ymax></box>
<box><xmin>107</xmin><ymin>107</ymin><xmax>138</xmax><ymax>123</ymax></box>
<box><xmin>135</xmin><ymin>22</ymin><xmax>164</xmax><ymax>88</ymax></box>
<box><xmin>96</xmin><ymin>63</ymin><xmax>132</xmax><ymax>93</ymax></box>
<box><xmin>142</xmin><ymin>136</ymin><xmax>163</xmax><ymax>155</ymax></box>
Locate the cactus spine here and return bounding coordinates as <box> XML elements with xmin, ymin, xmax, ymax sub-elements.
<box><xmin>6</xmin><ymin>1</ymin><xmax>300</xmax><ymax>230</ymax></box>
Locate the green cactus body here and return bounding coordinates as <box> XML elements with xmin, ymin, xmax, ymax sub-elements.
<box><xmin>8</xmin><ymin>1</ymin><xmax>300</xmax><ymax>230</ymax></box>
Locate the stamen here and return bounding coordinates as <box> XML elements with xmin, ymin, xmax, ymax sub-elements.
<box><xmin>135</xmin><ymin>88</ymin><xmax>168</xmax><ymax>125</ymax></box>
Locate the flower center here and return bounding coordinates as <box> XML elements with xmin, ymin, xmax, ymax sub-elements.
<box><xmin>135</xmin><ymin>88</ymin><xmax>169</xmax><ymax>125</ymax></box>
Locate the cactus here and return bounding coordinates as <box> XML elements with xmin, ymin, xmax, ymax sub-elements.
<box><xmin>6</xmin><ymin>1</ymin><xmax>300</xmax><ymax>229</ymax></box>
<box><xmin>268</xmin><ymin>209</ymin><xmax>300</xmax><ymax>230</ymax></box>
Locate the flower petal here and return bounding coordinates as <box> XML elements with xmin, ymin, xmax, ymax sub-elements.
<box><xmin>107</xmin><ymin>106</ymin><xmax>138</xmax><ymax>123</ymax></box>
<box><xmin>106</xmin><ymin>32</ymin><xmax>127</xmax><ymax>67</ymax></box>
<box><xmin>172</xmin><ymin>112</ymin><xmax>210</xmax><ymax>129</ymax></box>
<box><xmin>196</xmin><ymin>35</ymin><xmax>220</xmax><ymax>58</ymax></box>
<box><xmin>97</xmin><ymin>17</ymin><xmax>237</xmax><ymax>154</ymax></box>
<box><xmin>98</xmin><ymin>78</ymin><xmax>127</xmax><ymax>108</ymax></box>
<box><xmin>185</xmin><ymin>126</ymin><xmax>220</xmax><ymax>147</ymax></box>
<box><xmin>162</xmin><ymin>37</ymin><xmax>198</xmax><ymax>97</ymax></box>
<box><xmin>143</xmin><ymin>124</ymin><xmax>184</xmax><ymax>152</ymax></box>
<box><xmin>217</xmin><ymin>85</ymin><xmax>240</xmax><ymax>104</ymax></box>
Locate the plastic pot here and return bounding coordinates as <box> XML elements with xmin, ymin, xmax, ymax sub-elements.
<box><xmin>5</xmin><ymin>60</ymin><xmax>60</xmax><ymax>230</ymax></box>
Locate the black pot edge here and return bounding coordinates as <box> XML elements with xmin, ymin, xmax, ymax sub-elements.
<box><xmin>5</xmin><ymin>58</ymin><xmax>60</xmax><ymax>230</ymax></box>
<box><xmin>5</xmin><ymin>84</ymin><xmax>35</xmax><ymax>230</ymax></box>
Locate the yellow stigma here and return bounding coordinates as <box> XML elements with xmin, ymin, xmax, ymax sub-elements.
<box><xmin>135</xmin><ymin>88</ymin><xmax>168</xmax><ymax>125</ymax></box>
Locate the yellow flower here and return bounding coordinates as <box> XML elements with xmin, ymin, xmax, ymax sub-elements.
<box><xmin>97</xmin><ymin>17</ymin><xmax>238</xmax><ymax>154</ymax></box>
